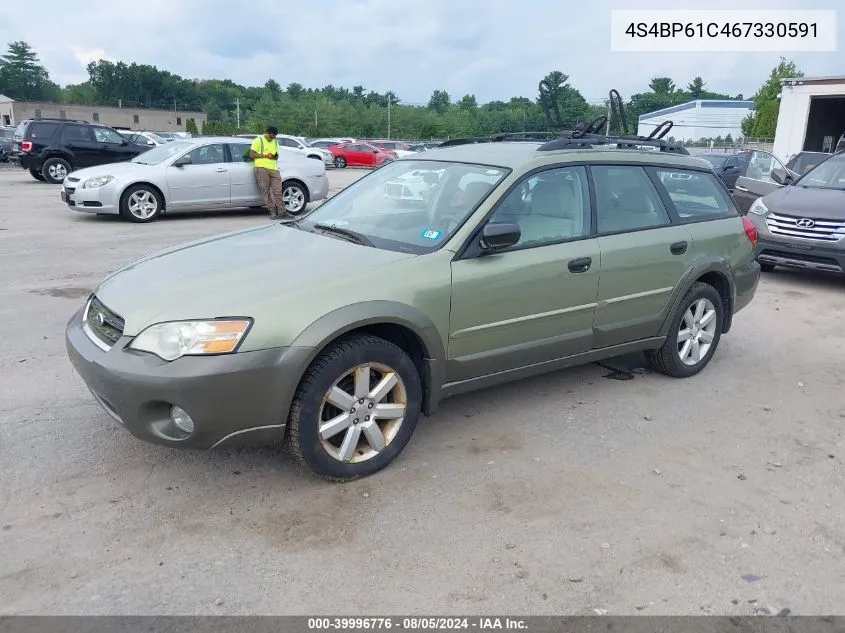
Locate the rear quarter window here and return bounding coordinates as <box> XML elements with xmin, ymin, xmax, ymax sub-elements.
<box><xmin>654</xmin><ymin>168</ymin><xmax>738</xmax><ymax>221</ymax></box>
<box><xmin>28</xmin><ymin>122</ymin><xmax>60</xmax><ymax>140</ymax></box>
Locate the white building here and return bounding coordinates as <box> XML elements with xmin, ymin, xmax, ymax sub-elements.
<box><xmin>772</xmin><ymin>75</ymin><xmax>845</xmax><ymax>162</ymax></box>
<box><xmin>637</xmin><ymin>99</ymin><xmax>754</xmax><ymax>143</ymax></box>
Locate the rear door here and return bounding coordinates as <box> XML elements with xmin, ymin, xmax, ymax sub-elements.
<box><xmin>60</xmin><ymin>124</ymin><xmax>99</xmax><ymax>169</ymax></box>
<box><xmin>589</xmin><ymin>164</ymin><xmax>695</xmax><ymax>349</ymax></box>
<box><xmin>345</xmin><ymin>144</ymin><xmax>366</xmax><ymax>166</ymax></box>
<box><xmin>733</xmin><ymin>150</ymin><xmax>788</xmax><ymax>213</ymax></box>
<box><xmin>166</xmin><ymin>142</ymin><xmax>231</xmax><ymax>208</ymax></box>
<box><xmin>226</xmin><ymin>141</ymin><xmax>262</xmax><ymax>206</ymax></box>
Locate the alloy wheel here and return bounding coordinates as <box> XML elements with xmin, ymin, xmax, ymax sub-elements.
<box><xmin>317</xmin><ymin>363</ymin><xmax>407</xmax><ymax>463</ymax></box>
<box><xmin>127</xmin><ymin>190</ymin><xmax>159</xmax><ymax>220</ymax></box>
<box><xmin>677</xmin><ymin>298</ymin><xmax>718</xmax><ymax>366</ymax></box>
<box><xmin>48</xmin><ymin>162</ymin><xmax>68</xmax><ymax>180</ymax></box>
<box><xmin>283</xmin><ymin>185</ymin><xmax>306</xmax><ymax>213</ymax></box>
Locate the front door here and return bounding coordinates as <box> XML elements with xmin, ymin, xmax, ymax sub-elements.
<box><xmin>91</xmin><ymin>126</ymin><xmax>137</xmax><ymax>164</ymax></box>
<box><xmin>166</xmin><ymin>143</ymin><xmax>231</xmax><ymax>208</ymax></box>
<box><xmin>448</xmin><ymin>165</ymin><xmax>600</xmax><ymax>382</ymax></box>
<box><xmin>733</xmin><ymin>150</ymin><xmax>788</xmax><ymax>213</ymax></box>
<box><xmin>589</xmin><ymin>165</ymin><xmax>695</xmax><ymax>349</ymax></box>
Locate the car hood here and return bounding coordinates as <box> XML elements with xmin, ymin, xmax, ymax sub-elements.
<box><xmin>68</xmin><ymin>161</ymin><xmax>154</xmax><ymax>181</ymax></box>
<box><xmin>94</xmin><ymin>224</ymin><xmax>417</xmax><ymax>335</ymax></box>
<box><xmin>764</xmin><ymin>185</ymin><xmax>845</xmax><ymax>220</ymax></box>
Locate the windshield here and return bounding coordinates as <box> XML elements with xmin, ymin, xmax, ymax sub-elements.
<box><xmin>130</xmin><ymin>141</ymin><xmax>192</xmax><ymax>165</ymax></box>
<box><xmin>796</xmin><ymin>153</ymin><xmax>845</xmax><ymax>190</ymax></box>
<box><xmin>298</xmin><ymin>159</ymin><xmax>509</xmax><ymax>254</ymax></box>
<box><xmin>788</xmin><ymin>152</ymin><xmax>830</xmax><ymax>175</ymax></box>
<box><xmin>699</xmin><ymin>155</ymin><xmax>726</xmax><ymax>168</ymax></box>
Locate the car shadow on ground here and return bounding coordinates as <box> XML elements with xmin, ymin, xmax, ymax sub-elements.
<box><xmin>761</xmin><ymin>268</ymin><xmax>845</xmax><ymax>290</ymax></box>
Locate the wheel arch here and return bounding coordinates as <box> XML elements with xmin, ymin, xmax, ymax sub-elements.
<box><xmin>287</xmin><ymin>301</ymin><xmax>447</xmax><ymax>417</ymax></box>
<box><xmin>658</xmin><ymin>258</ymin><xmax>736</xmax><ymax>337</ymax></box>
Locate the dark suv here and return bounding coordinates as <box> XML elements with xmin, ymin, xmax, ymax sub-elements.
<box><xmin>12</xmin><ymin>119</ymin><xmax>150</xmax><ymax>184</ymax></box>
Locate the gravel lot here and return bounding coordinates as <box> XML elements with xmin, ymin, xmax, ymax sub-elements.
<box><xmin>1</xmin><ymin>164</ymin><xmax>844</xmax><ymax>616</ymax></box>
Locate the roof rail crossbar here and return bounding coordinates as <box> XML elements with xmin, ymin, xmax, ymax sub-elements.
<box><xmin>537</xmin><ymin>131</ymin><xmax>689</xmax><ymax>155</ymax></box>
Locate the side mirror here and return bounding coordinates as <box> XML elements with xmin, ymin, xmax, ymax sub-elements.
<box><xmin>771</xmin><ymin>167</ymin><xmax>794</xmax><ymax>185</ymax></box>
<box><xmin>480</xmin><ymin>222</ymin><xmax>521</xmax><ymax>252</ymax></box>
<box><xmin>147</xmin><ymin>140</ymin><xmax>155</xmax><ymax>146</ymax></box>
<box><xmin>172</xmin><ymin>155</ymin><xmax>192</xmax><ymax>167</ymax></box>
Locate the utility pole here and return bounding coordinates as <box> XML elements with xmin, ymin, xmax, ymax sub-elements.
<box><xmin>236</xmin><ymin>97</ymin><xmax>240</xmax><ymax>129</ymax></box>
<box><xmin>174</xmin><ymin>96</ymin><xmax>177</xmax><ymax>112</ymax></box>
<box><xmin>387</xmin><ymin>95</ymin><xmax>392</xmax><ymax>140</ymax></box>
<box><xmin>118</xmin><ymin>98</ymin><xmax>122</xmax><ymax>108</ymax></box>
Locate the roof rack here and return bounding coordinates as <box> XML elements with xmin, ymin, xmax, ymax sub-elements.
<box><xmin>26</xmin><ymin>117</ymin><xmax>88</xmax><ymax>124</ymax></box>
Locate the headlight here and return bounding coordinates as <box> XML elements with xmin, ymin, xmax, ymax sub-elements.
<box><xmin>129</xmin><ymin>319</ymin><xmax>252</xmax><ymax>361</ymax></box>
<box><xmin>82</xmin><ymin>175</ymin><xmax>114</xmax><ymax>189</ymax></box>
<box><xmin>748</xmin><ymin>198</ymin><xmax>769</xmax><ymax>216</ymax></box>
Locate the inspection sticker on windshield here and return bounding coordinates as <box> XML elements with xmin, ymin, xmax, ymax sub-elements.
<box><xmin>421</xmin><ymin>229</ymin><xmax>442</xmax><ymax>240</ymax></box>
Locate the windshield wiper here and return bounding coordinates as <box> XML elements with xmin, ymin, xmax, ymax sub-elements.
<box><xmin>312</xmin><ymin>223</ymin><xmax>374</xmax><ymax>247</ymax></box>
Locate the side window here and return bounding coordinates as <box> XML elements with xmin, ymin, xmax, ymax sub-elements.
<box><xmin>592</xmin><ymin>165</ymin><xmax>671</xmax><ymax>234</ymax></box>
<box><xmin>490</xmin><ymin>166</ymin><xmax>591</xmax><ymax>247</ymax></box>
<box><xmin>61</xmin><ymin>125</ymin><xmax>93</xmax><ymax>143</ymax></box>
<box><xmin>29</xmin><ymin>122</ymin><xmax>59</xmax><ymax>140</ymax></box>
<box><xmin>280</xmin><ymin>138</ymin><xmax>298</xmax><ymax>148</ymax></box>
<box><xmin>744</xmin><ymin>150</ymin><xmax>786</xmax><ymax>183</ymax></box>
<box><xmin>183</xmin><ymin>143</ymin><xmax>226</xmax><ymax>165</ymax></box>
<box><xmin>655</xmin><ymin>168</ymin><xmax>737</xmax><ymax>220</ymax></box>
<box><xmin>227</xmin><ymin>143</ymin><xmax>252</xmax><ymax>162</ymax></box>
<box><xmin>93</xmin><ymin>127</ymin><xmax>125</xmax><ymax>144</ymax></box>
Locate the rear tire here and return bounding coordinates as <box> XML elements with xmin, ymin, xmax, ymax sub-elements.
<box><xmin>286</xmin><ymin>334</ymin><xmax>422</xmax><ymax>481</ymax></box>
<box><xmin>645</xmin><ymin>282</ymin><xmax>724</xmax><ymax>378</ymax></box>
<box><xmin>283</xmin><ymin>180</ymin><xmax>309</xmax><ymax>215</ymax></box>
<box><xmin>119</xmin><ymin>184</ymin><xmax>163</xmax><ymax>223</ymax></box>
<box><xmin>334</xmin><ymin>156</ymin><xmax>347</xmax><ymax>168</ymax></box>
<box><xmin>41</xmin><ymin>158</ymin><xmax>71</xmax><ymax>184</ymax></box>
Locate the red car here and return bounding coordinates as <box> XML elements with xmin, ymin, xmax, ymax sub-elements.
<box><xmin>329</xmin><ymin>142</ymin><xmax>395</xmax><ymax>168</ymax></box>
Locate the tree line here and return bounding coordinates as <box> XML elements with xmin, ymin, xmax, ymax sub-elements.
<box><xmin>0</xmin><ymin>40</ymin><xmax>799</xmax><ymax>141</ymax></box>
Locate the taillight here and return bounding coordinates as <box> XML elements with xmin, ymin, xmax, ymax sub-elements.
<box><xmin>742</xmin><ymin>216</ymin><xmax>758</xmax><ymax>247</ymax></box>
<box><xmin>21</xmin><ymin>140</ymin><xmax>32</xmax><ymax>152</ymax></box>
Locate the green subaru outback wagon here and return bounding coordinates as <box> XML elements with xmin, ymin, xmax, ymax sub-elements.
<box><xmin>66</xmin><ymin>135</ymin><xmax>760</xmax><ymax>480</ymax></box>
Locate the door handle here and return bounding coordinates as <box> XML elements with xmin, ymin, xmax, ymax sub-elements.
<box><xmin>215</xmin><ymin>167</ymin><xmax>228</xmax><ymax>172</ymax></box>
<box><xmin>670</xmin><ymin>241</ymin><xmax>688</xmax><ymax>255</ymax></box>
<box><xmin>568</xmin><ymin>257</ymin><xmax>592</xmax><ymax>273</ymax></box>
<box><xmin>735</xmin><ymin>185</ymin><xmax>748</xmax><ymax>192</ymax></box>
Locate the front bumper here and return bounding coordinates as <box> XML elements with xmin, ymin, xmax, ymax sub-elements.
<box><xmin>65</xmin><ymin>305</ymin><xmax>312</xmax><ymax>449</ymax></box>
<box><xmin>61</xmin><ymin>179</ymin><xmax>120</xmax><ymax>214</ymax></box>
<box><xmin>755</xmin><ymin>237</ymin><xmax>845</xmax><ymax>274</ymax></box>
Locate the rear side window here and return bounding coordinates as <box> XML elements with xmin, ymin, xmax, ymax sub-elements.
<box><xmin>655</xmin><ymin>168</ymin><xmax>737</xmax><ymax>220</ymax></box>
<box><xmin>28</xmin><ymin>122</ymin><xmax>59</xmax><ymax>140</ymax></box>
<box><xmin>62</xmin><ymin>125</ymin><xmax>93</xmax><ymax>143</ymax></box>
<box><xmin>592</xmin><ymin>165</ymin><xmax>671</xmax><ymax>233</ymax></box>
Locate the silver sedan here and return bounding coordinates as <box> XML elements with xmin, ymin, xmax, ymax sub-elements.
<box><xmin>59</xmin><ymin>136</ymin><xmax>329</xmax><ymax>223</ymax></box>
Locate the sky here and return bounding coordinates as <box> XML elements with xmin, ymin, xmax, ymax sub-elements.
<box><xmin>0</xmin><ymin>0</ymin><xmax>842</xmax><ymax>106</ymax></box>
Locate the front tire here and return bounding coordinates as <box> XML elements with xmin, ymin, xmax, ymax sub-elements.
<box><xmin>334</xmin><ymin>156</ymin><xmax>347</xmax><ymax>168</ymax></box>
<box><xmin>286</xmin><ymin>334</ymin><xmax>423</xmax><ymax>481</ymax></box>
<box><xmin>119</xmin><ymin>184</ymin><xmax>163</xmax><ymax>223</ymax></box>
<box><xmin>41</xmin><ymin>157</ymin><xmax>71</xmax><ymax>184</ymax></box>
<box><xmin>645</xmin><ymin>282</ymin><xmax>724</xmax><ymax>378</ymax></box>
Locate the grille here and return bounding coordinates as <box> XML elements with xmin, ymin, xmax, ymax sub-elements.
<box><xmin>765</xmin><ymin>212</ymin><xmax>845</xmax><ymax>242</ymax></box>
<box><xmin>84</xmin><ymin>296</ymin><xmax>125</xmax><ymax>350</ymax></box>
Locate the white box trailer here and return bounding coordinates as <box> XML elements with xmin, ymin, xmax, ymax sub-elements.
<box><xmin>773</xmin><ymin>76</ymin><xmax>845</xmax><ymax>162</ymax></box>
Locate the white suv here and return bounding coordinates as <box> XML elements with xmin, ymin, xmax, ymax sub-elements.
<box><xmin>276</xmin><ymin>135</ymin><xmax>334</xmax><ymax>166</ymax></box>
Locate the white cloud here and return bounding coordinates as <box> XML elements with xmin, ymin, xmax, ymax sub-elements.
<box><xmin>0</xmin><ymin>0</ymin><xmax>841</xmax><ymax>104</ymax></box>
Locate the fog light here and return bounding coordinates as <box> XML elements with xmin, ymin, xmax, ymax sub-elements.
<box><xmin>170</xmin><ymin>406</ymin><xmax>194</xmax><ymax>434</ymax></box>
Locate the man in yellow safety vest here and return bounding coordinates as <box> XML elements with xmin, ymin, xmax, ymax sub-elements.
<box><xmin>249</xmin><ymin>126</ymin><xmax>290</xmax><ymax>219</ymax></box>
